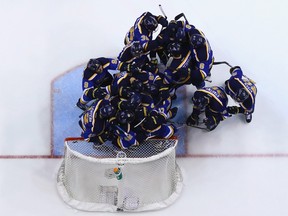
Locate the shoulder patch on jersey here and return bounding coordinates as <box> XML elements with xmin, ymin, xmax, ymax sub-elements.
<box><xmin>186</xmin><ymin>24</ymin><xmax>191</xmax><ymax>29</ymax></box>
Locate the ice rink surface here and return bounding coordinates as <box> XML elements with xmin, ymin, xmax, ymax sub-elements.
<box><xmin>1</xmin><ymin>0</ymin><xmax>288</xmax><ymax>215</ymax></box>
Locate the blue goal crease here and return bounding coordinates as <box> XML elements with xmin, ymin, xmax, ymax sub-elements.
<box><xmin>51</xmin><ymin>65</ymin><xmax>188</xmax><ymax>157</ymax></box>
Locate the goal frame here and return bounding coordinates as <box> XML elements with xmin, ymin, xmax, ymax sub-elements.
<box><xmin>57</xmin><ymin>137</ymin><xmax>183</xmax><ymax>212</ymax></box>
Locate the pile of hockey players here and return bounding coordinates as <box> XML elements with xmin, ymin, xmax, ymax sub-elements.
<box><xmin>76</xmin><ymin>11</ymin><xmax>257</xmax><ymax>150</ymax></box>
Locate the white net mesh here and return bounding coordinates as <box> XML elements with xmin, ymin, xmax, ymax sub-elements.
<box><xmin>57</xmin><ymin>137</ymin><xmax>183</xmax><ymax>212</ymax></box>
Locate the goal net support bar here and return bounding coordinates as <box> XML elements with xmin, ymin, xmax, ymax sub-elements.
<box><xmin>57</xmin><ymin>137</ymin><xmax>183</xmax><ymax>212</ymax></box>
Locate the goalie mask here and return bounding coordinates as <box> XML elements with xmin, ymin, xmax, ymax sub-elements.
<box><xmin>234</xmin><ymin>88</ymin><xmax>249</xmax><ymax>102</ymax></box>
<box><xmin>116</xmin><ymin>110</ymin><xmax>135</xmax><ymax>124</ymax></box>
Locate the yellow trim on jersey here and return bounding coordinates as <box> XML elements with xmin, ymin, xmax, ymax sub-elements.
<box><xmin>145</xmin><ymin>125</ymin><xmax>161</xmax><ymax>133</ymax></box>
<box><xmin>88</xmin><ymin>73</ymin><xmax>97</xmax><ymax>81</ymax></box>
<box><xmin>164</xmin><ymin>126</ymin><xmax>174</xmax><ymax>139</ymax></box>
<box><xmin>137</xmin><ymin>16</ymin><xmax>145</xmax><ymax>34</ymax></box>
<box><xmin>199</xmin><ymin>70</ymin><xmax>206</xmax><ymax>79</ymax></box>
<box><xmin>102</xmin><ymin>62</ymin><xmax>110</xmax><ymax>69</ymax></box>
<box><xmin>98</xmin><ymin>136</ymin><xmax>104</xmax><ymax>144</ymax></box>
<box><xmin>197</xmin><ymin>89</ymin><xmax>223</xmax><ymax>106</ymax></box>
<box><xmin>91</xmin><ymin>100</ymin><xmax>103</xmax><ymax>131</ymax></box>
<box><xmin>117</xmin><ymin>72</ymin><xmax>129</xmax><ymax>85</ymax></box>
<box><xmin>235</xmin><ymin>78</ymin><xmax>254</xmax><ymax>106</ymax></box>
<box><xmin>177</xmin><ymin>50</ymin><xmax>192</xmax><ymax>69</ymax></box>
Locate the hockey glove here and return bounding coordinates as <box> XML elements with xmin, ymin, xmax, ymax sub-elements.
<box><xmin>159</xmin><ymin>89</ymin><xmax>170</xmax><ymax>101</ymax></box>
<box><xmin>229</xmin><ymin>66</ymin><xmax>241</xmax><ymax>75</ymax></box>
<box><xmin>92</xmin><ymin>88</ymin><xmax>107</xmax><ymax>99</ymax></box>
<box><xmin>89</xmin><ymin>136</ymin><xmax>104</xmax><ymax>144</ymax></box>
<box><xmin>128</xmin><ymin>62</ymin><xmax>141</xmax><ymax>73</ymax></box>
<box><xmin>136</xmin><ymin>132</ymin><xmax>148</xmax><ymax>143</ymax></box>
<box><xmin>150</xmin><ymin>57</ymin><xmax>158</xmax><ymax>65</ymax></box>
<box><xmin>135</xmin><ymin>107</ymin><xmax>147</xmax><ymax>120</ymax></box>
<box><xmin>186</xmin><ymin>113</ymin><xmax>199</xmax><ymax>126</ymax></box>
<box><xmin>169</xmin><ymin>107</ymin><xmax>178</xmax><ymax>119</ymax></box>
<box><xmin>203</xmin><ymin>117</ymin><xmax>218</xmax><ymax>131</ymax></box>
<box><xmin>144</xmin><ymin>62</ymin><xmax>158</xmax><ymax>73</ymax></box>
<box><xmin>157</xmin><ymin>15</ymin><xmax>168</xmax><ymax>27</ymax></box>
<box><xmin>119</xmin><ymin>87</ymin><xmax>134</xmax><ymax>98</ymax></box>
<box><xmin>227</xmin><ymin>106</ymin><xmax>240</xmax><ymax>114</ymax></box>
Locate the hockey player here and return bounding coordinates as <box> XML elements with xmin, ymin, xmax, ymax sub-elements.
<box><xmin>166</xmin><ymin>21</ymin><xmax>214</xmax><ymax>88</ymax></box>
<box><xmin>224</xmin><ymin>66</ymin><xmax>257</xmax><ymax>123</ymax></box>
<box><xmin>76</xmin><ymin>58</ymin><xmax>119</xmax><ymax>110</ymax></box>
<box><xmin>123</xmin><ymin>11</ymin><xmax>168</xmax><ymax>67</ymax></box>
<box><xmin>118</xmin><ymin>41</ymin><xmax>149</xmax><ymax>71</ymax></box>
<box><xmin>141</xmin><ymin>110</ymin><xmax>177</xmax><ymax>139</ymax></box>
<box><xmin>186</xmin><ymin>86</ymin><xmax>230</xmax><ymax>131</ymax></box>
<box><xmin>161</xmin><ymin>42</ymin><xmax>193</xmax><ymax>98</ymax></box>
<box><xmin>189</xmin><ymin>33</ymin><xmax>214</xmax><ymax>88</ymax></box>
<box><xmin>124</xmin><ymin>11</ymin><xmax>168</xmax><ymax>47</ymax></box>
<box><xmin>118</xmin><ymin>41</ymin><xmax>160</xmax><ymax>75</ymax></box>
<box><xmin>110</xmin><ymin>110</ymin><xmax>139</xmax><ymax>149</ymax></box>
<box><xmin>78</xmin><ymin>99</ymin><xmax>116</xmax><ymax>146</ymax></box>
<box><xmin>152</xmin><ymin>20</ymin><xmax>188</xmax><ymax>65</ymax></box>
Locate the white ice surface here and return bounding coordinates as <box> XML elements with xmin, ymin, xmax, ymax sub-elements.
<box><xmin>0</xmin><ymin>0</ymin><xmax>288</xmax><ymax>215</ymax></box>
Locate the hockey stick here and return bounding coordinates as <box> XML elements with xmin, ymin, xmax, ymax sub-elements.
<box><xmin>168</xmin><ymin>120</ymin><xmax>210</xmax><ymax>131</ymax></box>
<box><xmin>114</xmin><ymin>125</ymin><xmax>129</xmax><ymax>137</ymax></box>
<box><xmin>213</xmin><ymin>61</ymin><xmax>256</xmax><ymax>84</ymax></box>
<box><xmin>188</xmin><ymin>124</ymin><xmax>210</xmax><ymax>131</ymax></box>
<box><xmin>158</xmin><ymin>4</ymin><xmax>167</xmax><ymax>19</ymax></box>
<box><xmin>174</xmin><ymin>13</ymin><xmax>189</xmax><ymax>24</ymax></box>
<box><xmin>133</xmin><ymin>99</ymin><xmax>164</xmax><ymax>128</ymax></box>
<box><xmin>213</xmin><ymin>61</ymin><xmax>233</xmax><ymax>67</ymax></box>
<box><xmin>158</xmin><ymin>4</ymin><xmax>168</xmax><ymax>34</ymax></box>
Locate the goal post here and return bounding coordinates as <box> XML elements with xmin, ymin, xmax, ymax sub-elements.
<box><xmin>57</xmin><ymin>137</ymin><xmax>183</xmax><ymax>212</ymax></box>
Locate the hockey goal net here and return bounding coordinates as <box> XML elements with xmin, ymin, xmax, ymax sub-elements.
<box><xmin>57</xmin><ymin>137</ymin><xmax>183</xmax><ymax>212</ymax></box>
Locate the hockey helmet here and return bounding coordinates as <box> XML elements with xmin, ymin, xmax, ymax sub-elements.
<box><xmin>234</xmin><ymin>88</ymin><xmax>249</xmax><ymax>102</ymax></box>
<box><xmin>131</xmin><ymin>79</ymin><xmax>144</xmax><ymax>92</ymax></box>
<box><xmin>144</xmin><ymin>82</ymin><xmax>159</xmax><ymax>96</ymax></box>
<box><xmin>190</xmin><ymin>34</ymin><xmax>206</xmax><ymax>48</ymax></box>
<box><xmin>158</xmin><ymin>89</ymin><xmax>170</xmax><ymax>100</ymax></box>
<box><xmin>167</xmin><ymin>20</ymin><xmax>178</xmax><ymax>36</ymax></box>
<box><xmin>87</xmin><ymin>59</ymin><xmax>102</xmax><ymax>73</ymax></box>
<box><xmin>229</xmin><ymin>66</ymin><xmax>241</xmax><ymax>75</ymax></box>
<box><xmin>116</xmin><ymin>110</ymin><xmax>135</xmax><ymax>124</ymax></box>
<box><xmin>143</xmin><ymin>15</ymin><xmax>158</xmax><ymax>31</ymax></box>
<box><xmin>99</xmin><ymin>104</ymin><xmax>116</xmax><ymax>119</ymax></box>
<box><xmin>193</xmin><ymin>95</ymin><xmax>209</xmax><ymax>109</ymax></box>
<box><xmin>176</xmin><ymin>28</ymin><xmax>186</xmax><ymax>42</ymax></box>
<box><xmin>127</xmin><ymin>93</ymin><xmax>142</xmax><ymax>109</ymax></box>
<box><xmin>130</xmin><ymin>41</ymin><xmax>143</xmax><ymax>57</ymax></box>
<box><xmin>167</xmin><ymin>42</ymin><xmax>182</xmax><ymax>57</ymax></box>
<box><xmin>121</xmin><ymin>93</ymin><xmax>142</xmax><ymax>110</ymax></box>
